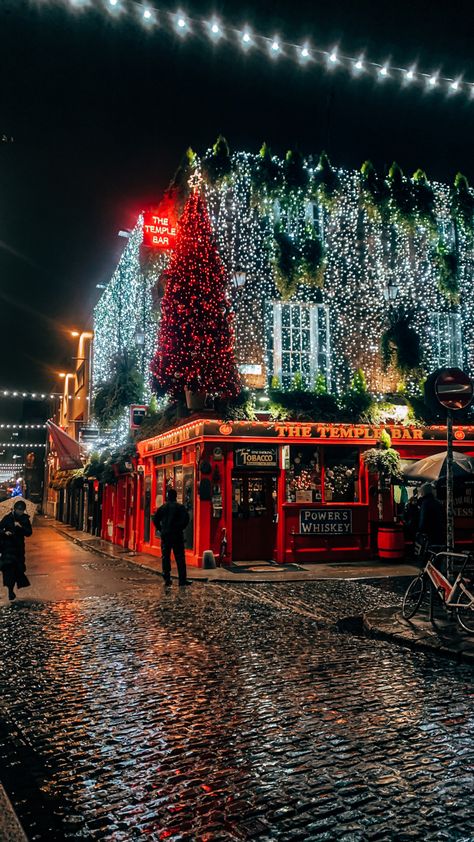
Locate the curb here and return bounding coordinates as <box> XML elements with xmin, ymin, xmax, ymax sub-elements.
<box><xmin>53</xmin><ymin>527</ymin><xmax>210</xmax><ymax>583</ymax></box>
<box><xmin>0</xmin><ymin>781</ymin><xmax>28</xmax><ymax>841</ymax></box>
<box><xmin>363</xmin><ymin>610</ymin><xmax>474</xmax><ymax>665</ymax></box>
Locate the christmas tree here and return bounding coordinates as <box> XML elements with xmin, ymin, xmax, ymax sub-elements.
<box><xmin>151</xmin><ymin>190</ymin><xmax>240</xmax><ymax>399</ymax></box>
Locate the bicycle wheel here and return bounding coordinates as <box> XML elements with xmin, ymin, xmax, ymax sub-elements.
<box><xmin>402</xmin><ymin>574</ymin><xmax>426</xmax><ymax>619</ymax></box>
<box><xmin>456</xmin><ymin>592</ymin><xmax>474</xmax><ymax>634</ymax></box>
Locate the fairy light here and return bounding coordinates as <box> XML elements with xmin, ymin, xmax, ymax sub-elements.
<box><xmin>93</xmin><ymin>147</ymin><xmax>474</xmax><ymax>445</ymax></box>
<box><xmin>30</xmin><ymin>4</ymin><xmax>474</xmax><ymax>104</ymax></box>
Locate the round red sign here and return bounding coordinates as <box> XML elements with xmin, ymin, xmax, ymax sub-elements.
<box><xmin>435</xmin><ymin>368</ymin><xmax>473</xmax><ymax>410</ymax></box>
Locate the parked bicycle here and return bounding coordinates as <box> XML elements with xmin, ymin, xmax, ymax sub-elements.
<box><xmin>402</xmin><ymin>548</ymin><xmax>474</xmax><ymax>633</ymax></box>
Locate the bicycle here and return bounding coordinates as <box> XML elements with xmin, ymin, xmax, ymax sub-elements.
<box><xmin>402</xmin><ymin>548</ymin><xmax>474</xmax><ymax>633</ymax></box>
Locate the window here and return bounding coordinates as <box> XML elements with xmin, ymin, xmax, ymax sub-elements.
<box><xmin>268</xmin><ymin>301</ymin><xmax>330</xmax><ymax>389</ymax></box>
<box><xmin>430</xmin><ymin>312</ymin><xmax>463</xmax><ymax>369</ymax></box>
<box><xmin>285</xmin><ymin>445</ymin><xmax>360</xmax><ymax>503</ymax></box>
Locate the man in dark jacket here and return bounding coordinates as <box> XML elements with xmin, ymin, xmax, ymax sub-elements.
<box><xmin>0</xmin><ymin>500</ymin><xmax>32</xmax><ymax>601</ymax></box>
<box><xmin>418</xmin><ymin>483</ymin><xmax>445</xmax><ymax>547</ymax></box>
<box><xmin>152</xmin><ymin>488</ymin><xmax>190</xmax><ymax>586</ymax></box>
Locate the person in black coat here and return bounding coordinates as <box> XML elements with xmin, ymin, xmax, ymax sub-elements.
<box><xmin>152</xmin><ymin>488</ymin><xmax>190</xmax><ymax>586</ymax></box>
<box><xmin>418</xmin><ymin>483</ymin><xmax>445</xmax><ymax>547</ymax></box>
<box><xmin>0</xmin><ymin>500</ymin><xmax>32</xmax><ymax>601</ymax></box>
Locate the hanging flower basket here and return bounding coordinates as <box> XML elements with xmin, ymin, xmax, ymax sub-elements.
<box><xmin>184</xmin><ymin>388</ymin><xmax>207</xmax><ymax>410</ymax></box>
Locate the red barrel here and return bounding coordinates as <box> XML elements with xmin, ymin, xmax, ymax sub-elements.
<box><xmin>377</xmin><ymin>524</ymin><xmax>405</xmax><ymax>560</ymax></box>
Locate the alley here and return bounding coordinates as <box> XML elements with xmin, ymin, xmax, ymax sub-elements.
<box><xmin>0</xmin><ymin>525</ymin><xmax>473</xmax><ymax>841</ymax></box>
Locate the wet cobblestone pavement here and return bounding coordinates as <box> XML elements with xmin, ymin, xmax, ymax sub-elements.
<box><xmin>0</xmin><ymin>531</ymin><xmax>474</xmax><ymax>841</ymax></box>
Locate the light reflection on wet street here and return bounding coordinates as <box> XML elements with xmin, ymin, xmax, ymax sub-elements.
<box><xmin>0</xmin><ymin>528</ymin><xmax>473</xmax><ymax>841</ymax></box>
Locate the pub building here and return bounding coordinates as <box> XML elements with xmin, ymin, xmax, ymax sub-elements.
<box><xmin>133</xmin><ymin>418</ymin><xmax>474</xmax><ymax>567</ymax></box>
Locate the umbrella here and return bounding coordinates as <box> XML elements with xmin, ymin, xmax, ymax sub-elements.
<box><xmin>402</xmin><ymin>451</ymin><xmax>474</xmax><ymax>482</ymax></box>
<box><xmin>0</xmin><ymin>497</ymin><xmax>38</xmax><ymax>522</ymax></box>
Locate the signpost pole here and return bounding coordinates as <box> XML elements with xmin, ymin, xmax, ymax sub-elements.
<box><xmin>446</xmin><ymin>409</ymin><xmax>454</xmax><ymax>575</ymax></box>
<box><xmin>434</xmin><ymin>368</ymin><xmax>474</xmax><ymax>581</ymax></box>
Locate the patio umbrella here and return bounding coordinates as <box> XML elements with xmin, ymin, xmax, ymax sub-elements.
<box><xmin>402</xmin><ymin>451</ymin><xmax>474</xmax><ymax>482</ymax></box>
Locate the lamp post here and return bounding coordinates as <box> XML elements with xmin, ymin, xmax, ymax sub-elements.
<box><xmin>383</xmin><ymin>278</ymin><xmax>398</xmax><ymax>303</ymax></box>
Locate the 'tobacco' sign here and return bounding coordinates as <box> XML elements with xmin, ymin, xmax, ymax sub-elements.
<box><xmin>142</xmin><ymin>207</ymin><xmax>177</xmax><ymax>249</ymax></box>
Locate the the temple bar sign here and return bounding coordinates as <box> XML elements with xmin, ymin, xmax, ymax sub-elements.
<box><xmin>235</xmin><ymin>446</ymin><xmax>278</xmax><ymax>469</ymax></box>
<box><xmin>300</xmin><ymin>508</ymin><xmax>353</xmax><ymax>535</ymax></box>
<box><xmin>143</xmin><ymin>210</ymin><xmax>177</xmax><ymax>249</ymax></box>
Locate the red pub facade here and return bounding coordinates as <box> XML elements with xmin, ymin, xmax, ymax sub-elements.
<box><xmin>118</xmin><ymin>419</ymin><xmax>474</xmax><ymax>567</ymax></box>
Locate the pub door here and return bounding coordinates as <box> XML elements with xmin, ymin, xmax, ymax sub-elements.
<box><xmin>232</xmin><ymin>473</ymin><xmax>277</xmax><ymax>561</ymax></box>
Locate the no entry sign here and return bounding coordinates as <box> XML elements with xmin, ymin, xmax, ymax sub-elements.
<box><xmin>435</xmin><ymin>368</ymin><xmax>473</xmax><ymax>411</ymax></box>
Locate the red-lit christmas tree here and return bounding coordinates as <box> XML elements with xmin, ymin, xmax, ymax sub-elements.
<box><xmin>151</xmin><ymin>190</ymin><xmax>240</xmax><ymax>401</ymax></box>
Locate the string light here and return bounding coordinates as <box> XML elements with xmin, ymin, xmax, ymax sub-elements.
<box><xmin>35</xmin><ymin>3</ymin><xmax>474</xmax><ymax>103</ymax></box>
<box><xmin>0</xmin><ymin>443</ymin><xmax>45</xmax><ymax>448</ymax></box>
<box><xmin>0</xmin><ymin>424</ymin><xmax>46</xmax><ymax>429</ymax></box>
<box><xmin>93</xmin><ymin>147</ymin><xmax>474</xmax><ymax>449</ymax></box>
<box><xmin>0</xmin><ymin>390</ymin><xmax>58</xmax><ymax>400</ymax></box>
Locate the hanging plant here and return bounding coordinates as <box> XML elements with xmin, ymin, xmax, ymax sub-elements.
<box><xmin>452</xmin><ymin>172</ymin><xmax>474</xmax><ymax>245</ymax></box>
<box><xmin>298</xmin><ymin>226</ymin><xmax>326</xmax><ymax>286</ymax></box>
<box><xmin>273</xmin><ymin>225</ymin><xmax>301</xmax><ymax>298</ymax></box>
<box><xmin>434</xmin><ymin>239</ymin><xmax>460</xmax><ymax>304</ymax></box>
<box><xmin>362</xmin><ymin>446</ymin><xmax>401</xmax><ymax>480</ymax></box>
<box><xmin>312</xmin><ymin>151</ymin><xmax>340</xmax><ymax>211</ymax></box>
<box><xmin>251</xmin><ymin>142</ymin><xmax>282</xmax><ymax>203</ymax></box>
<box><xmin>201</xmin><ymin>135</ymin><xmax>232</xmax><ymax>186</ymax></box>
<box><xmin>93</xmin><ymin>350</ymin><xmax>144</xmax><ymax>428</ymax></box>
<box><xmin>272</xmin><ymin>224</ymin><xmax>325</xmax><ymax>299</ymax></box>
<box><xmin>381</xmin><ymin>309</ymin><xmax>422</xmax><ymax>375</ymax></box>
<box><xmin>360</xmin><ymin>160</ymin><xmax>390</xmax><ymax>221</ymax></box>
<box><xmin>282</xmin><ymin>149</ymin><xmax>309</xmax><ymax>192</ymax></box>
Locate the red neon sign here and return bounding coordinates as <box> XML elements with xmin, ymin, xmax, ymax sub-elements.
<box><xmin>143</xmin><ymin>205</ymin><xmax>177</xmax><ymax>249</ymax></box>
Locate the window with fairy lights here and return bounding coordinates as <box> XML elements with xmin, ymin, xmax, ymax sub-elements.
<box><xmin>430</xmin><ymin>312</ymin><xmax>463</xmax><ymax>368</ymax></box>
<box><xmin>266</xmin><ymin>301</ymin><xmax>331</xmax><ymax>388</ymax></box>
<box><xmin>286</xmin><ymin>445</ymin><xmax>359</xmax><ymax>504</ymax></box>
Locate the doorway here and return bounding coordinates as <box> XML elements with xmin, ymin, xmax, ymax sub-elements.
<box><xmin>232</xmin><ymin>473</ymin><xmax>277</xmax><ymax>561</ymax></box>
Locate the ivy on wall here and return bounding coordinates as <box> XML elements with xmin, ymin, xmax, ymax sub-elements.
<box><xmin>381</xmin><ymin>309</ymin><xmax>422</xmax><ymax>376</ymax></box>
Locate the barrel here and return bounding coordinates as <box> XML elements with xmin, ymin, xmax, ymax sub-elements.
<box><xmin>377</xmin><ymin>524</ymin><xmax>405</xmax><ymax>560</ymax></box>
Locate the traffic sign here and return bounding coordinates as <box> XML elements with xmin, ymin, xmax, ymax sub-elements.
<box><xmin>435</xmin><ymin>368</ymin><xmax>473</xmax><ymax>411</ymax></box>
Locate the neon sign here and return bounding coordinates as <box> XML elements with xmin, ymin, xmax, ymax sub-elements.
<box><xmin>143</xmin><ymin>206</ymin><xmax>177</xmax><ymax>249</ymax></box>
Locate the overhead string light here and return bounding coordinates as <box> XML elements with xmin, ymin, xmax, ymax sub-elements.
<box><xmin>81</xmin><ymin>3</ymin><xmax>474</xmax><ymax>100</ymax></box>
<box><xmin>0</xmin><ymin>390</ymin><xmax>59</xmax><ymax>400</ymax></box>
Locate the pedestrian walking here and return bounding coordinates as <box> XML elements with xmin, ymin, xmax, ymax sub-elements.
<box><xmin>152</xmin><ymin>488</ymin><xmax>191</xmax><ymax>586</ymax></box>
<box><xmin>418</xmin><ymin>482</ymin><xmax>445</xmax><ymax>547</ymax></box>
<box><xmin>0</xmin><ymin>500</ymin><xmax>32</xmax><ymax>601</ymax></box>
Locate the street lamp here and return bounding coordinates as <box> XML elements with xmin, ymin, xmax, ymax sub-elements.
<box><xmin>232</xmin><ymin>267</ymin><xmax>247</xmax><ymax>289</ymax></box>
<box><xmin>135</xmin><ymin>328</ymin><xmax>146</xmax><ymax>347</ymax></box>
<box><xmin>383</xmin><ymin>278</ymin><xmax>398</xmax><ymax>302</ymax></box>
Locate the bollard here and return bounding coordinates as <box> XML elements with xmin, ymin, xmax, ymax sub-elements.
<box><xmin>202</xmin><ymin>550</ymin><xmax>217</xmax><ymax>569</ymax></box>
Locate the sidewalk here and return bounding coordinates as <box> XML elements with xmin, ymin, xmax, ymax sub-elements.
<box><xmin>50</xmin><ymin>520</ymin><xmax>419</xmax><ymax>583</ymax></box>
<box><xmin>364</xmin><ymin>605</ymin><xmax>474</xmax><ymax>665</ymax></box>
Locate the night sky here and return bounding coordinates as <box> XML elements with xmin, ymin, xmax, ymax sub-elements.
<box><xmin>2</xmin><ymin>0</ymin><xmax>474</xmax><ymax>392</ymax></box>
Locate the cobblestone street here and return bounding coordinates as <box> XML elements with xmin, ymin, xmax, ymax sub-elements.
<box><xmin>1</xmin><ymin>525</ymin><xmax>473</xmax><ymax>841</ymax></box>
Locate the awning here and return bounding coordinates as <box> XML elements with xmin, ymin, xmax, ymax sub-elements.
<box><xmin>47</xmin><ymin>421</ymin><xmax>83</xmax><ymax>470</ymax></box>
